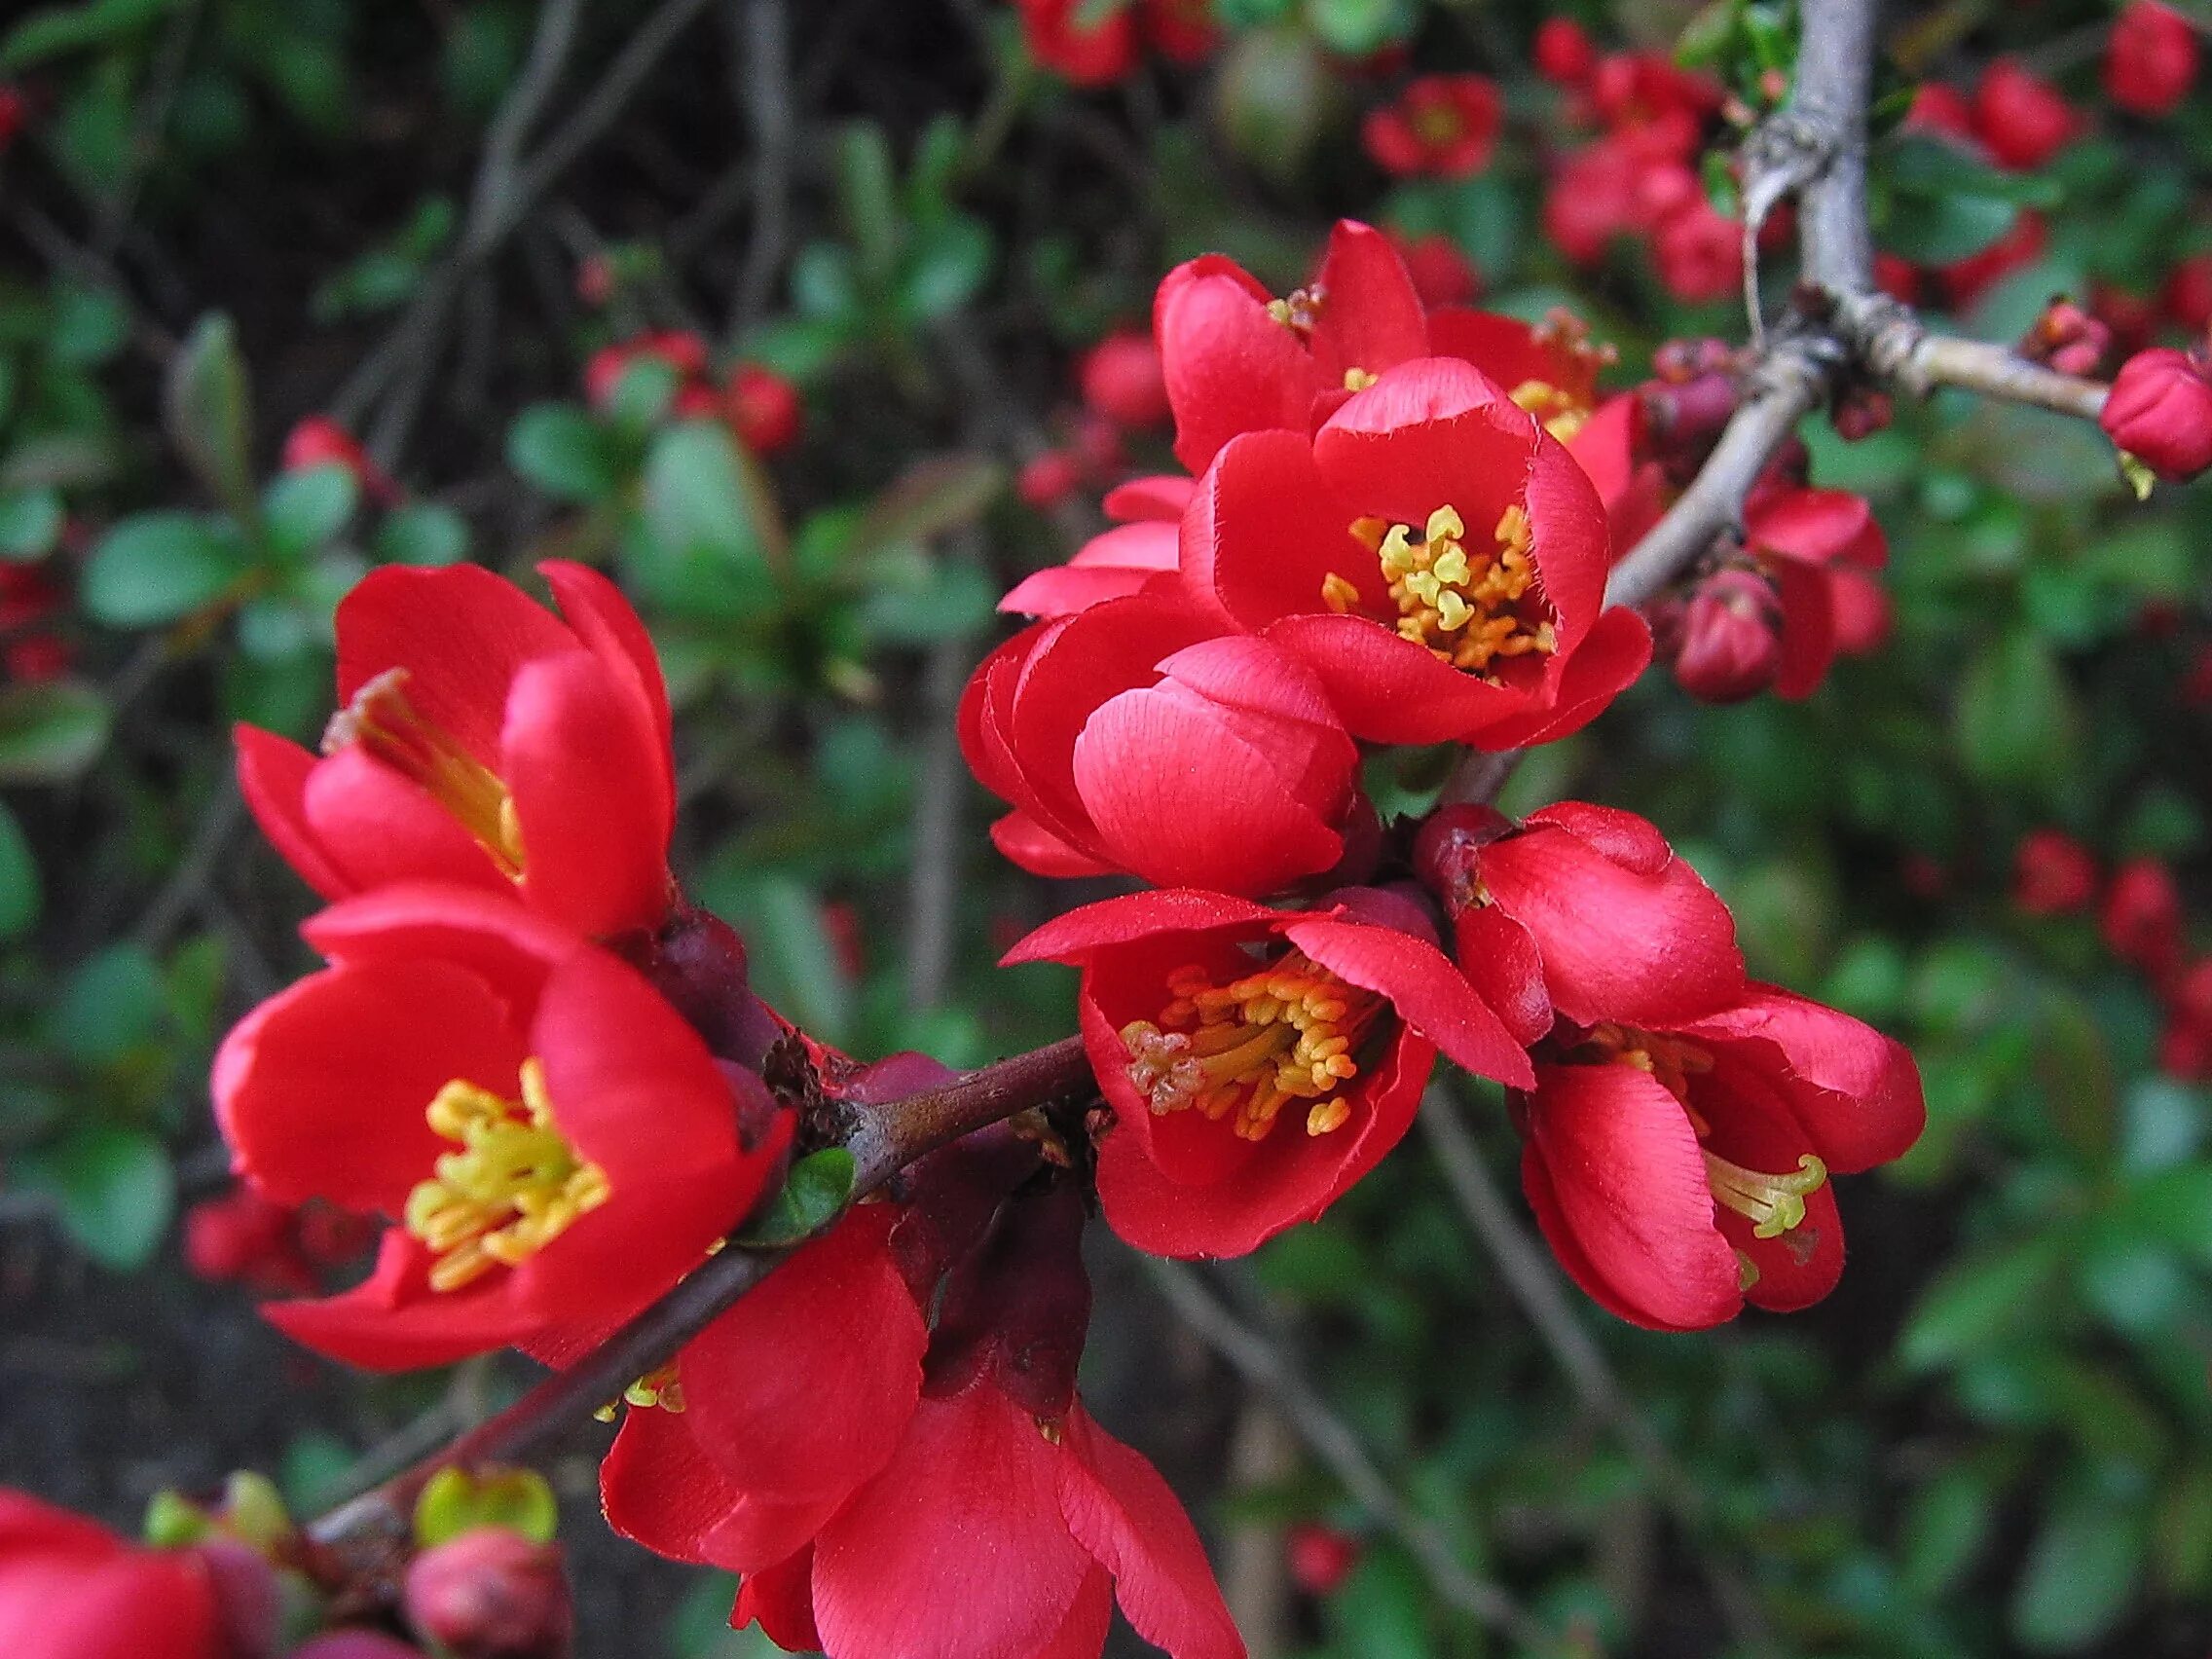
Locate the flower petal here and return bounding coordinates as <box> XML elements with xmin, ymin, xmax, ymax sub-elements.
<box><xmin>1285</xmin><ymin>916</ymin><xmax>1533</xmax><ymax>1088</ymax></box>
<box><xmin>234</xmin><ymin>726</ymin><xmax>349</xmax><ymax>901</ymax></box>
<box><xmin>1157</xmin><ymin>256</ymin><xmax>1317</xmax><ymax>473</ymax></box>
<box><xmin>1309</xmin><ymin>221</ymin><xmax>1429</xmax><ymax>385</ymax></box>
<box><xmin>1002</xmin><ymin>889</ymin><xmax>1282</xmax><ymax>966</ymax></box>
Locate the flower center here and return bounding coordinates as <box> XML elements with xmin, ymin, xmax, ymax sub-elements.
<box><xmin>1578</xmin><ymin>1022</ymin><xmax>1828</xmax><ymax>1249</ymax></box>
<box><xmin>1411</xmin><ymin>101</ymin><xmax>1465</xmax><ymax>146</ymax></box>
<box><xmin>1265</xmin><ymin>283</ymin><xmax>1326</xmax><ymax>340</ymax></box>
<box><xmin>1118</xmin><ymin>951</ymin><xmax>1383</xmax><ymax>1142</ymax></box>
<box><xmin>1508</xmin><ymin>379</ymin><xmax>1590</xmax><ymax>443</ymax></box>
<box><xmin>1324</xmin><ymin>502</ymin><xmax>1558</xmax><ymax>675</ymax></box>
<box><xmin>403</xmin><ymin>1058</ymin><xmax>610</xmax><ymax>1292</ymax></box>
<box><xmin>324</xmin><ymin>668</ymin><xmax>526</xmax><ymax>878</ymax></box>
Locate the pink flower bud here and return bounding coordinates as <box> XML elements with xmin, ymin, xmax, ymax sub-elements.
<box><xmin>1077</xmin><ymin>328</ymin><xmax>1169</xmax><ymax>429</ymax></box>
<box><xmin>725</xmin><ymin>363</ymin><xmax>802</xmax><ymax>455</ymax></box>
<box><xmin>2012</xmin><ymin>830</ymin><xmax>2099</xmax><ymax>915</ymax></box>
<box><xmin>1670</xmin><ymin>570</ymin><xmax>1784</xmax><ymax>704</ymax></box>
<box><xmin>1287</xmin><ymin>1523</ymin><xmax>1361</xmax><ymax>1596</ymax></box>
<box><xmin>2101</xmin><ymin>348</ymin><xmax>2212</xmax><ymax>481</ymax></box>
<box><xmin>403</xmin><ymin>1529</ymin><xmax>572</xmax><ymax>1659</ymax></box>
<box><xmin>1532</xmin><ymin>18</ymin><xmax>1596</xmax><ymax>88</ymax></box>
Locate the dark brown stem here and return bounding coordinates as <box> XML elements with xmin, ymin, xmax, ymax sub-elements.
<box><xmin>306</xmin><ymin>1034</ymin><xmax>1094</xmax><ymax>1575</ymax></box>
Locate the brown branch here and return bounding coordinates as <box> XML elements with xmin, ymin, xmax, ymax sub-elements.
<box><xmin>306</xmin><ymin>1035</ymin><xmax>1094</xmax><ymax>1576</ymax></box>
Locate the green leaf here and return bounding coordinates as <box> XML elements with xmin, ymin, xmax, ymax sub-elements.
<box><xmin>855</xmin><ymin>454</ymin><xmax>1005</xmax><ymax>548</ymax></box>
<box><xmin>1901</xmin><ymin>1463</ymin><xmax>1997</xmax><ymax>1599</ymax></box>
<box><xmin>1</xmin><ymin>0</ymin><xmax>176</xmax><ymax>68</ymax></box>
<box><xmin>640</xmin><ymin>422</ymin><xmax>777</xmax><ymax>577</ymax></box>
<box><xmin>261</xmin><ymin>462</ymin><xmax>357</xmax><ymax>561</ymax></box>
<box><xmin>414</xmin><ymin>1466</ymin><xmax>559</xmax><ymax>1549</ymax></box>
<box><xmin>837</xmin><ymin>123</ymin><xmax>903</xmax><ymax>288</ymax></box>
<box><xmin>1899</xmin><ymin>1235</ymin><xmax>2068</xmax><ymax>1372</ymax></box>
<box><xmin>2009</xmin><ymin>1475</ymin><xmax>2147</xmax><ymax>1651</ymax></box>
<box><xmin>52</xmin><ymin>941</ymin><xmax>166</xmax><ymax>1064</ymax></box>
<box><xmin>724</xmin><ymin>875</ymin><xmax>853</xmax><ymax>1046</ymax></box>
<box><xmin>0</xmin><ymin>679</ymin><xmax>111</xmax><ymax>783</ymax></box>
<box><xmin>18</xmin><ymin>1124</ymin><xmax>173</xmax><ymax>1272</ymax></box>
<box><xmin>0</xmin><ymin>487</ymin><xmax>64</xmax><ymax>560</ymax></box>
<box><xmin>1953</xmin><ymin>628</ymin><xmax>2079</xmax><ymax>792</ymax></box>
<box><xmin>508</xmin><ymin>403</ymin><xmax>623</xmax><ymax>503</ymax></box>
<box><xmin>0</xmin><ymin>798</ymin><xmax>37</xmax><ymax>940</ymax></box>
<box><xmin>83</xmin><ymin>511</ymin><xmax>243</xmax><ymax>626</ymax></box>
<box><xmin>163</xmin><ymin>314</ymin><xmax>257</xmax><ymax>522</ymax></box>
<box><xmin>373</xmin><ymin>500</ymin><xmax>469</xmax><ymax>567</ymax></box>
<box><xmin>898</xmin><ymin>218</ymin><xmax>995</xmax><ymax>321</ymax></box>
<box><xmin>739</xmin><ymin>1147</ymin><xmax>858</xmax><ymax>1246</ymax></box>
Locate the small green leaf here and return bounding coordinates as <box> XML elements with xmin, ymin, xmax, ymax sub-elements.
<box><xmin>1899</xmin><ymin>1235</ymin><xmax>2068</xmax><ymax>1372</ymax></box>
<box><xmin>261</xmin><ymin>463</ymin><xmax>357</xmax><ymax>560</ymax></box>
<box><xmin>1953</xmin><ymin>628</ymin><xmax>2079</xmax><ymax>792</ymax></box>
<box><xmin>52</xmin><ymin>941</ymin><xmax>166</xmax><ymax>1064</ymax></box>
<box><xmin>414</xmin><ymin>1466</ymin><xmax>559</xmax><ymax>1549</ymax></box>
<box><xmin>142</xmin><ymin>1490</ymin><xmax>210</xmax><ymax>1548</ymax></box>
<box><xmin>0</xmin><ymin>798</ymin><xmax>38</xmax><ymax>939</ymax></box>
<box><xmin>83</xmin><ymin>511</ymin><xmax>243</xmax><ymax>626</ymax></box>
<box><xmin>18</xmin><ymin>1123</ymin><xmax>173</xmax><ymax>1272</ymax></box>
<box><xmin>2010</xmin><ymin>1474</ymin><xmax>2147</xmax><ymax>1651</ymax></box>
<box><xmin>0</xmin><ymin>679</ymin><xmax>111</xmax><ymax>783</ymax></box>
<box><xmin>740</xmin><ymin>1147</ymin><xmax>858</xmax><ymax>1247</ymax></box>
<box><xmin>164</xmin><ymin>313</ymin><xmax>257</xmax><ymax>521</ymax></box>
<box><xmin>0</xmin><ymin>487</ymin><xmax>64</xmax><ymax>560</ymax></box>
<box><xmin>2</xmin><ymin>0</ymin><xmax>176</xmax><ymax>68</ymax></box>
<box><xmin>373</xmin><ymin>500</ymin><xmax>469</xmax><ymax>567</ymax></box>
<box><xmin>508</xmin><ymin>403</ymin><xmax>622</xmax><ymax>503</ymax></box>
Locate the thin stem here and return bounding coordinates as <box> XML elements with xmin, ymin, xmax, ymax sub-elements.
<box><xmin>1141</xmin><ymin>1256</ymin><xmax>1559</xmax><ymax>1653</ymax></box>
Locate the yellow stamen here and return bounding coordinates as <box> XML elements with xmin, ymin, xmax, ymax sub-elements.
<box><xmin>1703</xmin><ymin>1152</ymin><xmax>1828</xmax><ymax>1240</ymax></box>
<box><xmin>1343</xmin><ymin>367</ymin><xmax>1379</xmax><ymax>391</ymax></box>
<box><xmin>1265</xmin><ymin>284</ymin><xmax>1327</xmax><ymax>339</ymax></box>
<box><xmin>325</xmin><ymin>668</ymin><xmax>526</xmax><ymax>877</ymax></box>
<box><xmin>1508</xmin><ymin>379</ymin><xmax>1591</xmax><ymax>444</ymax></box>
<box><xmin>403</xmin><ymin>1059</ymin><xmax>610</xmax><ymax>1293</ymax></box>
<box><xmin>1325</xmin><ymin>500</ymin><xmax>1557</xmax><ymax>677</ymax></box>
<box><xmin>1119</xmin><ymin>952</ymin><xmax>1382</xmax><ymax>1143</ymax></box>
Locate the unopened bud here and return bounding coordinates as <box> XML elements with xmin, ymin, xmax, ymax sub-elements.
<box><xmin>1286</xmin><ymin>1523</ymin><xmax>1362</xmax><ymax>1596</ymax></box>
<box><xmin>1670</xmin><ymin>570</ymin><xmax>1784</xmax><ymax>704</ymax></box>
<box><xmin>197</xmin><ymin>1540</ymin><xmax>282</xmax><ymax>1659</ymax></box>
<box><xmin>2020</xmin><ymin>297</ymin><xmax>2112</xmax><ymax>379</ymax></box>
<box><xmin>404</xmin><ymin>1528</ymin><xmax>573</xmax><ymax>1659</ymax></box>
<box><xmin>1411</xmin><ymin>804</ymin><xmax>1513</xmax><ymax>912</ymax></box>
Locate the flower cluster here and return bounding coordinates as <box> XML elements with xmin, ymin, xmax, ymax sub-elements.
<box><xmin>585</xmin><ymin>330</ymin><xmax>802</xmax><ymax>456</ymax></box>
<box><xmin>975</xmin><ymin>221</ymin><xmax>1926</xmax><ymax>1326</ymax></box>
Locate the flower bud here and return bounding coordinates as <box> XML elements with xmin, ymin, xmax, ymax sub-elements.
<box><xmin>725</xmin><ymin>363</ymin><xmax>802</xmax><ymax>455</ymax></box>
<box><xmin>1411</xmin><ymin>803</ymin><xmax>1513</xmax><ymax>912</ymax></box>
<box><xmin>2021</xmin><ymin>299</ymin><xmax>2112</xmax><ymax>378</ymax></box>
<box><xmin>1532</xmin><ymin>18</ymin><xmax>1596</xmax><ymax>88</ymax></box>
<box><xmin>197</xmin><ymin>1540</ymin><xmax>282</xmax><ymax>1659</ymax></box>
<box><xmin>1287</xmin><ymin>1523</ymin><xmax>1361</xmax><ymax>1596</ymax></box>
<box><xmin>1972</xmin><ymin>58</ymin><xmax>2080</xmax><ymax>169</ymax></box>
<box><xmin>1078</xmin><ymin>328</ymin><xmax>1169</xmax><ymax>429</ymax></box>
<box><xmin>184</xmin><ymin>1188</ymin><xmax>312</xmax><ymax>1296</ymax></box>
<box><xmin>282</xmin><ymin>418</ymin><xmax>400</xmax><ymax>508</ymax></box>
<box><xmin>1669</xmin><ymin>569</ymin><xmax>1784</xmax><ymax>704</ymax></box>
<box><xmin>2100</xmin><ymin>348</ymin><xmax>2212</xmax><ymax>481</ymax></box>
<box><xmin>2107</xmin><ymin>1</ymin><xmax>2199</xmax><ymax>119</ymax></box>
<box><xmin>626</xmin><ymin>904</ymin><xmax>778</xmax><ymax>1071</ymax></box>
<box><xmin>2011</xmin><ymin>830</ymin><xmax>2098</xmax><ymax>915</ymax></box>
<box><xmin>403</xmin><ymin>1528</ymin><xmax>572</xmax><ymax>1659</ymax></box>
<box><xmin>2102</xmin><ymin>856</ymin><xmax>2184</xmax><ymax>977</ymax></box>
<box><xmin>1017</xmin><ymin>449</ymin><xmax>1083</xmax><ymax>509</ymax></box>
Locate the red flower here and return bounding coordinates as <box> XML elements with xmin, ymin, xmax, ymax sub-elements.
<box><xmin>583</xmin><ymin>330</ymin><xmax>709</xmax><ymax>408</ymax></box>
<box><xmin>403</xmin><ymin>1529</ymin><xmax>571</xmax><ymax>1659</ymax></box>
<box><xmin>2012</xmin><ymin>829</ymin><xmax>2100</xmax><ymax>915</ymax></box>
<box><xmin>1652</xmin><ymin>197</ymin><xmax>1746</xmax><ymax>305</ymax></box>
<box><xmin>1080</xmin><ymin>327</ymin><xmax>1171</xmax><ymax>429</ymax></box>
<box><xmin>1417</xmin><ymin>802</ymin><xmax>1745</xmax><ymax>1049</ymax></box>
<box><xmin>1588</xmin><ymin>52</ymin><xmax>1721</xmax><ymax>157</ymax></box>
<box><xmin>1663</xmin><ymin>568</ymin><xmax>1786</xmax><ymax>704</ymax></box>
<box><xmin>1392</xmin><ymin>233</ymin><xmax>1481</xmax><ymax>308</ymax></box>
<box><xmin>1533</xmin><ymin>18</ymin><xmax>1597</xmax><ymax>88</ymax></box>
<box><xmin>1154</xmin><ymin>220</ymin><xmax>1433</xmax><ymax>474</ymax></box>
<box><xmin>2163</xmin><ymin>256</ymin><xmax>2212</xmax><ymax>333</ymax></box>
<box><xmin>1742</xmin><ymin>484</ymin><xmax>1889</xmax><ymax>698</ymax></box>
<box><xmin>282</xmin><ymin>416</ymin><xmax>402</xmax><ymax>508</ymax></box>
<box><xmin>1286</xmin><ymin>1525</ymin><xmax>1360</xmax><ymax>1596</ymax></box>
<box><xmin>0</xmin><ymin>1489</ymin><xmax>226</xmax><ymax>1659</ymax></box>
<box><xmin>1018</xmin><ymin>449</ymin><xmax>1084</xmax><ymax>508</ymax></box>
<box><xmin>212</xmin><ymin>885</ymin><xmax>790</xmax><ymax>1369</ymax></box>
<box><xmin>1972</xmin><ymin>58</ymin><xmax>2081</xmax><ymax>169</ymax></box>
<box><xmin>235</xmin><ymin>561</ymin><xmax>676</xmax><ymax>940</ymax></box>
<box><xmin>1182</xmin><ymin>358</ymin><xmax>1649</xmax><ymax>749</ymax></box>
<box><xmin>1905</xmin><ymin>83</ymin><xmax>1977</xmax><ymax>143</ymax></box>
<box><xmin>184</xmin><ymin>1185</ymin><xmax>316</xmax><ymax>1296</ymax></box>
<box><xmin>2108</xmin><ymin>1</ymin><xmax>2199</xmax><ymax>117</ymax></box>
<box><xmin>2102</xmin><ymin>856</ymin><xmax>2184</xmax><ymax>977</ymax></box>
<box><xmin>1141</xmin><ymin>0</ymin><xmax>1219</xmax><ymax>64</ymax></box>
<box><xmin>1000</xmin><ymin>476</ymin><xmax>1188</xmax><ymax>618</ymax></box>
<box><xmin>2101</xmin><ymin>347</ymin><xmax>2212</xmax><ymax>482</ymax></box>
<box><xmin>1519</xmin><ymin>987</ymin><xmax>1925</xmax><ymax>1330</ymax></box>
<box><xmin>724</xmin><ymin>363</ymin><xmax>801</xmax><ymax>455</ymax></box>
<box><xmin>1362</xmin><ymin>75</ymin><xmax>1503</xmax><ymax>179</ymax></box>
<box><xmin>1006</xmin><ymin>885</ymin><xmax>1532</xmax><ymax>1256</ymax></box>
<box><xmin>960</xmin><ymin>592</ymin><xmax>1366</xmax><ymax>894</ymax></box>
<box><xmin>2163</xmin><ymin>959</ymin><xmax>2212</xmax><ymax>1079</ymax></box>
<box><xmin>0</xmin><ymin>564</ymin><xmax>71</xmax><ymax>685</ymax></box>
<box><xmin>1014</xmin><ymin>0</ymin><xmax>1140</xmax><ymax>85</ymax></box>
<box><xmin>609</xmin><ymin>1179</ymin><xmax>1242</xmax><ymax>1659</ymax></box>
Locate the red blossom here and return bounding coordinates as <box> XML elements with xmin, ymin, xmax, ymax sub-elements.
<box><xmin>1533</xmin><ymin>18</ymin><xmax>1597</xmax><ymax>88</ymax></box>
<box><xmin>2012</xmin><ymin>829</ymin><xmax>2100</xmax><ymax>915</ymax></box>
<box><xmin>724</xmin><ymin>364</ymin><xmax>802</xmax><ymax>455</ymax></box>
<box><xmin>1742</xmin><ymin>483</ymin><xmax>1889</xmax><ymax>698</ymax></box>
<box><xmin>2101</xmin><ymin>347</ymin><xmax>2212</xmax><ymax>481</ymax></box>
<box><xmin>1000</xmin><ymin>476</ymin><xmax>1187</xmax><ymax>618</ymax></box>
<box><xmin>2163</xmin><ymin>256</ymin><xmax>2212</xmax><ymax>333</ymax></box>
<box><xmin>283</xmin><ymin>416</ymin><xmax>401</xmax><ymax>508</ymax></box>
<box><xmin>212</xmin><ymin>885</ymin><xmax>791</xmax><ymax>1369</ymax></box>
<box><xmin>1391</xmin><ymin>233</ymin><xmax>1482</xmax><ymax>308</ymax></box>
<box><xmin>0</xmin><ymin>1488</ymin><xmax>227</xmax><ymax>1659</ymax></box>
<box><xmin>1362</xmin><ymin>75</ymin><xmax>1503</xmax><ymax>179</ymax></box>
<box><xmin>1587</xmin><ymin>52</ymin><xmax>1721</xmax><ymax>158</ymax></box>
<box><xmin>2102</xmin><ymin>856</ymin><xmax>2185</xmax><ymax>977</ymax></box>
<box><xmin>1417</xmin><ymin>802</ymin><xmax>1745</xmax><ymax>1048</ymax></box>
<box><xmin>1014</xmin><ymin>0</ymin><xmax>1141</xmax><ymax>85</ymax></box>
<box><xmin>960</xmin><ymin>591</ymin><xmax>1367</xmax><ymax>894</ymax></box>
<box><xmin>1972</xmin><ymin>58</ymin><xmax>2082</xmax><ymax>170</ymax></box>
<box><xmin>583</xmin><ymin>330</ymin><xmax>709</xmax><ymax>408</ymax></box>
<box><xmin>1519</xmin><ymin>987</ymin><xmax>1925</xmax><ymax>1330</ymax></box>
<box><xmin>1905</xmin><ymin>83</ymin><xmax>1977</xmax><ymax>143</ymax></box>
<box><xmin>1652</xmin><ymin>197</ymin><xmax>1746</xmax><ymax>305</ymax></box>
<box><xmin>235</xmin><ymin>561</ymin><xmax>676</xmax><ymax>940</ymax></box>
<box><xmin>1080</xmin><ymin>327</ymin><xmax>1171</xmax><ymax>429</ymax></box>
<box><xmin>1141</xmin><ymin>0</ymin><xmax>1218</xmax><ymax>64</ymax></box>
<box><xmin>1018</xmin><ymin>449</ymin><xmax>1085</xmax><ymax>508</ymax></box>
<box><xmin>403</xmin><ymin>1529</ymin><xmax>572</xmax><ymax>1659</ymax></box>
<box><xmin>1006</xmin><ymin>885</ymin><xmax>1531</xmax><ymax>1257</ymax></box>
<box><xmin>1181</xmin><ymin>358</ymin><xmax>1649</xmax><ymax>750</ymax></box>
<box><xmin>2107</xmin><ymin>1</ymin><xmax>2199</xmax><ymax>118</ymax></box>
<box><xmin>1286</xmin><ymin>1524</ymin><xmax>1360</xmax><ymax>1596</ymax></box>
<box><xmin>1664</xmin><ymin>568</ymin><xmax>1786</xmax><ymax>704</ymax></box>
